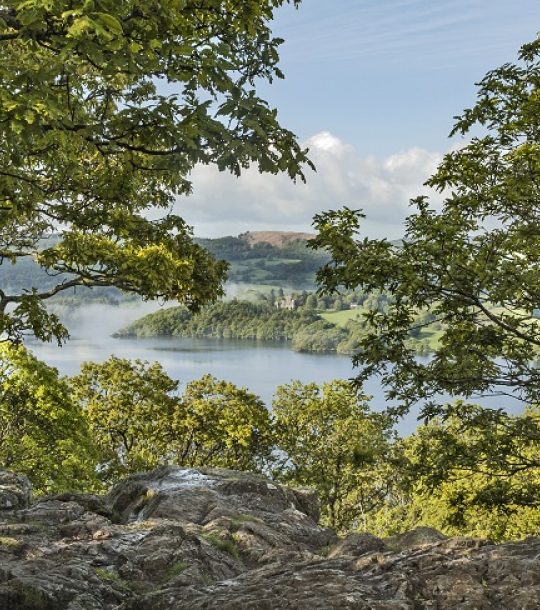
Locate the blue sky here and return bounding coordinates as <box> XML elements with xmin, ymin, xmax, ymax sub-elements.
<box><xmin>181</xmin><ymin>0</ymin><xmax>540</xmax><ymax>238</ymax></box>
<box><xmin>262</xmin><ymin>0</ymin><xmax>540</xmax><ymax>154</ymax></box>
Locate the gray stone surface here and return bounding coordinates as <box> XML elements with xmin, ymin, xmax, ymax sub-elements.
<box><xmin>0</xmin><ymin>470</ymin><xmax>31</xmax><ymax>511</ymax></box>
<box><xmin>328</xmin><ymin>532</ymin><xmax>387</xmax><ymax>558</ymax></box>
<box><xmin>0</xmin><ymin>467</ymin><xmax>539</xmax><ymax>609</ymax></box>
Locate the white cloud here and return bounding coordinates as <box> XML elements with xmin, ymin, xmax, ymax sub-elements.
<box><xmin>175</xmin><ymin>131</ymin><xmax>443</xmax><ymax>239</ymax></box>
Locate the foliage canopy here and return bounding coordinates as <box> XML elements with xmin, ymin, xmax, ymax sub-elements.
<box><xmin>71</xmin><ymin>356</ymin><xmax>179</xmax><ymax>481</ymax></box>
<box><xmin>0</xmin><ymin>0</ymin><xmax>310</xmax><ymax>343</ymax></box>
<box><xmin>369</xmin><ymin>406</ymin><xmax>540</xmax><ymax>542</ymax></box>
<box><xmin>272</xmin><ymin>380</ymin><xmax>394</xmax><ymax>531</ymax></box>
<box><xmin>71</xmin><ymin>358</ymin><xmax>272</xmax><ymax>482</ymax></box>
<box><xmin>311</xmin><ymin>36</ymin><xmax>540</xmax><ymax>516</ymax></box>
<box><xmin>312</xmin><ymin>37</ymin><xmax>540</xmax><ymax>414</ymax></box>
<box><xmin>172</xmin><ymin>374</ymin><xmax>272</xmax><ymax>471</ymax></box>
<box><xmin>0</xmin><ymin>343</ymin><xmax>97</xmax><ymax>493</ymax></box>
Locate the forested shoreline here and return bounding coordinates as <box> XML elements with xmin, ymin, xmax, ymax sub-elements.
<box><xmin>115</xmin><ymin>301</ymin><xmax>347</xmax><ymax>352</ymax></box>
<box><xmin>115</xmin><ymin>297</ymin><xmax>439</xmax><ymax>355</ymax></box>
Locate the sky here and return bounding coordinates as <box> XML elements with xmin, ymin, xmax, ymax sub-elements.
<box><xmin>177</xmin><ymin>0</ymin><xmax>540</xmax><ymax>239</ymax></box>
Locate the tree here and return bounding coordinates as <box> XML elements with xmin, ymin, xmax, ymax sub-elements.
<box><xmin>369</xmin><ymin>405</ymin><xmax>540</xmax><ymax>541</ymax></box>
<box><xmin>71</xmin><ymin>356</ymin><xmax>178</xmax><ymax>482</ymax></box>
<box><xmin>291</xmin><ymin>319</ymin><xmax>347</xmax><ymax>352</ymax></box>
<box><xmin>272</xmin><ymin>380</ymin><xmax>394</xmax><ymax>531</ymax></box>
<box><xmin>172</xmin><ymin>374</ymin><xmax>272</xmax><ymax>472</ymax></box>
<box><xmin>72</xmin><ymin>361</ymin><xmax>272</xmax><ymax>480</ymax></box>
<box><xmin>333</xmin><ymin>295</ymin><xmax>345</xmax><ymax>311</ymax></box>
<box><xmin>304</xmin><ymin>293</ymin><xmax>318</xmax><ymax>310</ymax></box>
<box><xmin>0</xmin><ymin>0</ymin><xmax>312</xmax><ymax>343</ymax></box>
<box><xmin>312</xmin><ymin>36</ymin><xmax>540</xmax><ymax>416</ymax></box>
<box><xmin>0</xmin><ymin>343</ymin><xmax>97</xmax><ymax>493</ymax></box>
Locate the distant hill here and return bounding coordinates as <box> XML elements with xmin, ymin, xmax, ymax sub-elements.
<box><xmin>0</xmin><ymin>231</ymin><xmax>329</xmax><ymax>301</ymax></box>
<box><xmin>241</xmin><ymin>231</ymin><xmax>315</xmax><ymax>248</ymax></box>
<box><xmin>194</xmin><ymin>232</ymin><xmax>329</xmax><ymax>289</ymax></box>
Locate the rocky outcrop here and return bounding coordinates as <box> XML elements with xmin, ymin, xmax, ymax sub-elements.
<box><xmin>0</xmin><ymin>467</ymin><xmax>539</xmax><ymax>609</ymax></box>
<box><xmin>0</xmin><ymin>471</ymin><xmax>32</xmax><ymax>511</ymax></box>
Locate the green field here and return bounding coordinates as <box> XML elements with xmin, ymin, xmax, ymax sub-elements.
<box><xmin>415</xmin><ymin>327</ymin><xmax>444</xmax><ymax>350</ymax></box>
<box><xmin>322</xmin><ymin>308</ymin><xmax>444</xmax><ymax>352</ymax></box>
<box><xmin>320</xmin><ymin>309</ymin><xmax>362</xmax><ymax>327</ymax></box>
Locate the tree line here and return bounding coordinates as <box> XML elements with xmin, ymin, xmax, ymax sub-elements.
<box><xmin>115</xmin><ymin>300</ymin><xmax>325</xmax><ymax>343</ymax></box>
<box><xmin>4</xmin><ymin>344</ymin><xmax>540</xmax><ymax>542</ymax></box>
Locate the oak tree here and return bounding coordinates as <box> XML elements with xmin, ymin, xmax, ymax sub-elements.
<box><xmin>371</xmin><ymin>405</ymin><xmax>540</xmax><ymax>541</ymax></box>
<box><xmin>72</xmin><ymin>360</ymin><xmax>272</xmax><ymax>480</ymax></box>
<box><xmin>312</xmin><ymin>36</ymin><xmax>540</xmax><ymax>416</ymax></box>
<box><xmin>0</xmin><ymin>0</ymin><xmax>311</xmax><ymax>343</ymax></box>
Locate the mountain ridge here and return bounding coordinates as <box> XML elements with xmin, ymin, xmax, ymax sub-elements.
<box><xmin>241</xmin><ymin>230</ymin><xmax>316</xmax><ymax>248</ymax></box>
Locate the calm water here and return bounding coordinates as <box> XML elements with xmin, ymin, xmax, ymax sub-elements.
<box><xmin>28</xmin><ymin>303</ymin><xmax>357</xmax><ymax>403</ymax></box>
<box><xmin>27</xmin><ymin>303</ymin><xmax>523</xmax><ymax>436</ymax></box>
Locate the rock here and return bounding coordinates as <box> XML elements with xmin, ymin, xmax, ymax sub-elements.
<box><xmin>106</xmin><ymin>466</ymin><xmax>335</xmax><ymax>557</ymax></box>
<box><xmin>59</xmin><ymin>513</ymin><xmax>113</xmax><ymax>540</ymax></box>
<box><xmin>48</xmin><ymin>492</ymin><xmax>113</xmax><ymax>520</ymax></box>
<box><xmin>385</xmin><ymin>526</ymin><xmax>447</xmax><ymax>550</ymax></box>
<box><xmin>17</xmin><ymin>500</ymin><xmax>86</xmax><ymax>525</ymax></box>
<box><xmin>292</xmin><ymin>487</ymin><xmax>320</xmax><ymax>522</ymax></box>
<box><xmin>1</xmin><ymin>467</ymin><xmax>540</xmax><ymax>609</ymax></box>
<box><xmin>127</xmin><ymin>537</ymin><xmax>540</xmax><ymax>610</ymax></box>
<box><xmin>0</xmin><ymin>470</ymin><xmax>31</xmax><ymax>511</ymax></box>
<box><xmin>328</xmin><ymin>532</ymin><xmax>387</xmax><ymax>558</ymax></box>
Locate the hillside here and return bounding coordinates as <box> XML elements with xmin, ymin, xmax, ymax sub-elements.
<box><xmin>194</xmin><ymin>232</ymin><xmax>329</xmax><ymax>288</ymax></box>
<box><xmin>242</xmin><ymin>230</ymin><xmax>315</xmax><ymax>247</ymax></box>
<box><xmin>1</xmin><ymin>466</ymin><xmax>538</xmax><ymax>610</ymax></box>
<box><xmin>0</xmin><ymin>233</ymin><xmax>329</xmax><ymax>306</ymax></box>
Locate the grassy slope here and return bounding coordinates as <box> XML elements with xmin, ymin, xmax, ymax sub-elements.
<box><xmin>320</xmin><ymin>310</ymin><xmax>362</xmax><ymax>327</ymax></box>
<box><xmin>322</xmin><ymin>308</ymin><xmax>444</xmax><ymax>351</ymax></box>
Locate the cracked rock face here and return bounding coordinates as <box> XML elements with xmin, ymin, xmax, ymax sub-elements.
<box><xmin>0</xmin><ymin>466</ymin><xmax>540</xmax><ymax>609</ymax></box>
<box><xmin>0</xmin><ymin>471</ymin><xmax>32</xmax><ymax>511</ymax></box>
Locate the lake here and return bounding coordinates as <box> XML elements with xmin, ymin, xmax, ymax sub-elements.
<box><xmin>27</xmin><ymin>303</ymin><xmax>523</xmax><ymax>436</ymax></box>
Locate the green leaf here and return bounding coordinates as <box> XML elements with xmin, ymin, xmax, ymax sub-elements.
<box><xmin>94</xmin><ymin>12</ymin><xmax>123</xmax><ymax>35</ymax></box>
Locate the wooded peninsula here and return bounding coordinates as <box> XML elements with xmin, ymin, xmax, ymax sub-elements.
<box><xmin>116</xmin><ymin>295</ymin><xmax>440</xmax><ymax>355</ymax></box>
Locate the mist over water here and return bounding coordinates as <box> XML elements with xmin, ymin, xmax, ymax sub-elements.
<box><xmin>64</xmin><ymin>301</ymin><xmax>160</xmax><ymax>340</ymax></box>
<box><xmin>27</xmin><ymin>300</ymin><xmax>356</xmax><ymax>401</ymax></box>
